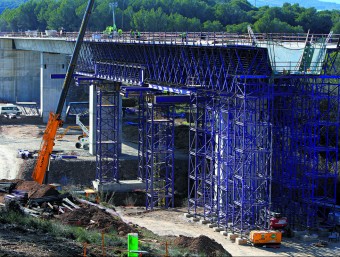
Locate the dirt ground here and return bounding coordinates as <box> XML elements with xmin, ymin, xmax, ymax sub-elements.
<box><xmin>1</xmin><ymin>115</ymin><xmax>340</xmax><ymax>257</ymax></box>
<box><xmin>0</xmin><ymin>223</ymin><xmax>84</xmax><ymax>257</ymax></box>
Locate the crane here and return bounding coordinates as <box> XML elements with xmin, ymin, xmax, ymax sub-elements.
<box><xmin>32</xmin><ymin>0</ymin><xmax>95</xmax><ymax>184</ymax></box>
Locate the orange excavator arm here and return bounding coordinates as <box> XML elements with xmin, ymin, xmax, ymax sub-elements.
<box><xmin>32</xmin><ymin>113</ymin><xmax>62</xmax><ymax>184</ymax></box>
<box><xmin>31</xmin><ymin>0</ymin><xmax>95</xmax><ymax>184</ymax></box>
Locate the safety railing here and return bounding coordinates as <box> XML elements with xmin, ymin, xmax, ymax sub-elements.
<box><xmin>1</xmin><ymin>31</ymin><xmax>339</xmax><ymax>49</ymax></box>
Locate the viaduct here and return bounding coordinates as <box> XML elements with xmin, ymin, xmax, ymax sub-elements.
<box><xmin>0</xmin><ymin>31</ymin><xmax>339</xmax><ymax>234</ymax></box>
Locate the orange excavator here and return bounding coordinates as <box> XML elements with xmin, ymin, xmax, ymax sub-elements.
<box><xmin>32</xmin><ymin>0</ymin><xmax>95</xmax><ymax>184</ymax></box>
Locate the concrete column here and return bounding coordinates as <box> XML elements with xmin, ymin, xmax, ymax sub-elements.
<box><xmin>0</xmin><ymin>39</ymin><xmax>40</xmax><ymax>103</ymax></box>
<box><xmin>89</xmin><ymin>84</ymin><xmax>97</xmax><ymax>155</ymax></box>
<box><xmin>40</xmin><ymin>52</ymin><xmax>67</xmax><ymax>122</ymax></box>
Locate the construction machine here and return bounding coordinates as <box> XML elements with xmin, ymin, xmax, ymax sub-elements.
<box><xmin>32</xmin><ymin>0</ymin><xmax>95</xmax><ymax>184</ymax></box>
<box><xmin>75</xmin><ymin>111</ymin><xmax>90</xmax><ymax>150</ymax></box>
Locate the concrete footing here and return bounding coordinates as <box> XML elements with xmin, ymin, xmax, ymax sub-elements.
<box><xmin>213</xmin><ymin>227</ymin><xmax>224</xmax><ymax>232</ymax></box>
<box><xmin>92</xmin><ymin>180</ymin><xmax>146</xmax><ymax>192</ymax></box>
<box><xmin>184</xmin><ymin>213</ymin><xmax>193</xmax><ymax>218</ymax></box>
<box><xmin>220</xmin><ymin>231</ymin><xmax>228</xmax><ymax>236</ymax></box>
<box><xmin>208</xmin><ymin>223</ymin><xmax>218</xmax><ymax>228</ymax></box>
<box><xmin>200</xmin><ymin>220</ymin><xmax>210</xmax><ymax>225</ymax></box>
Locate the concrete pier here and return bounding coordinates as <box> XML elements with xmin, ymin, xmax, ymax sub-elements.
<box><xmin>92</xmin><ymin>179</ymin><xmax>146</xmax><ymax>192</ymax></box>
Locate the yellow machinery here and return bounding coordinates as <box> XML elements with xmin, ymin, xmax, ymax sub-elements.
<box><xmin>56</xmin><ymin>125</ymin><xmax>84</xmax><ymax>140</ymax></box>
<box><xmin>249</xmin><ymin>230</ymin><xmax>282</xmax><ymax>245</ymax></box>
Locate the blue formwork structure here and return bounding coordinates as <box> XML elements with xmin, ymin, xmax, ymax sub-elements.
<box><xmin>231</xmin><ymin>76</ymin><xmax>273</xmax><ymax>233</ymax></box>
<box><xmin>73</xmin><ymin>32</ymin><xmax>340</xmax><ymax>232</ymax></box>
<box><xmin>96</xmin><ymin>83</ymin><xmax>120</xmax><ymax>182</ymax></box>
<box><xmin>188</xmin><ymin>48</ymin><xmax>273</xmax><ymax>233</ymax></box>
<box><xmin>145</xmin><ymin>99</ymin><xmax>175</xmax><ymax>209</ymax></box>
<box><xmin>188</xmin><ymin>92</ymin><xmax>207</xmax><ymax>216</ymax></box>
<box><xmin>216</xmin><ymin>93</ymin><xmax>234</xmax><ymax>228</ymax></box>
<box><xmin>272</xmin><ymin>75</ymin><xmax>340</xmax><ymax>229</ymax></box>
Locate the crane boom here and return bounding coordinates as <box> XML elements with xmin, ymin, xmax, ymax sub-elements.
<box><xmin>32</xmin><ymin>0</ymin><xmax>95</xmax><ymax>184</ymax></box>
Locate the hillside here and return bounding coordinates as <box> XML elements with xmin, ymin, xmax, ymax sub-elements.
<box><xmin>0</xmin><ymin>0</ymin><xmax>27</xmax><ymax>14</ymax></box>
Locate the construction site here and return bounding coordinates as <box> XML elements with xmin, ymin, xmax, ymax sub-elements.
<box><xmin>1</xmin><ymin>0</ymin><xmax>340</xmax><ymax>256</ymax></box>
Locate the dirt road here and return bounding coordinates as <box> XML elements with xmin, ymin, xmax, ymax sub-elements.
<box><xmin>117</xmin><ymin>207</ymin><xmax>340</xmax><ymax>257</ymax></box>
<box><xmin>0</xmin><ymin>122</ymin><xmax>42</xmax><ymax>179</ymax></box>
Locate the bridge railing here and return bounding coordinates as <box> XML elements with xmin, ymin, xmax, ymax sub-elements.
<box><xmin>1</xmin><ymin>31</ymin><xmax>339</xmax><ymax>48</ymax></box>
<box><xmin>76</xmin><ymin>31</ymin><xmax>340</xmax><ymax>48</ymax></box>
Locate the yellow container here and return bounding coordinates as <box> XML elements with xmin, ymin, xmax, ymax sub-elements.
<box><xmin>250</xmin><ymin>230</ymin><xmax>282</xmax><ymax>244</ymax></box>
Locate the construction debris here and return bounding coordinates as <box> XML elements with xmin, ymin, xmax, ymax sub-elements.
<box><xmin>0</xmin><ymin>179</ymin><xmax>77</xmax><ymax>218</ymax></box>
<box><xmin>0</xmin><ymin>182</ymin><xmax>16</xmax><ymax>193</ymax></box>
<box><xmin>17</xmin><ymin>149</ymin><xmax>34</xmax><ymax>159</ymax></box>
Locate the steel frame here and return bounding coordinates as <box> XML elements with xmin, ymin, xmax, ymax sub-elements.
<box><xmin>96</xmin><ymin>85</ymin><xmax>120</xmax><ymax>182</ymax></box>
<box><xmin>145</xmin><ymin>99</ymin><xmax>175</xmax><ymax>209</ymax></box>
<box><xmin>272</xmin><ymin>76</ymin><xmax>340</xmax><ymax>229</ymax></box>
<box><xmin>73</xmin><ymin>37</ymin><xmax>340</xmax><ymax>232</ymax></box>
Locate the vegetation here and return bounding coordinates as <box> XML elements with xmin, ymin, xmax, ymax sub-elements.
<box><xmin>0</xmin><ymin>209</ymin><xmax>187</xmax><ymax>256</ymax></box>
<box><xmin>0</xmin><ymin>0</ymin><xmax>339</xmax><ymax>34</ymax></box>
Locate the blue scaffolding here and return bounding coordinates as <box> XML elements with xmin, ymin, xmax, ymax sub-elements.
<box><xmin>73</xmin><ymin>32</ymin><xmax>340</xmax><ymax>231</ymax></box>
<box><xmin>145</xmin><ymin>98</ymin><xmax>175</xmax><ymax>209</ymax></box>
<box><xmin>272</xmin><ymin>76</ymin><xmax>340</xmax><ymax>229</ymax></box>
<box><xmin>96</xmin><ymin>84</ymin><xmax>120</xmax><ymax>182</ymax></box>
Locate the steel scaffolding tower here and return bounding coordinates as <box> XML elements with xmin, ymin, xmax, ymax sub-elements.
<box><xmin>231</xmin><ymin>77</ymin><xmax>273</xmax><ymax>233</ymax></box>
<box><xmin>188</xmin><ymin>77</ymin><xmax>273</xmax><ymax>233</ymax></box>
<box><xmin>96</xmin><ymin>84</ymin><xmax>120</xmax><ymax>182</ymax></box>
<box><xmin>145</xmin><ymin>100</ymin><xmax>175</xmax><ymax>209</ymax></box>
<box><xmin>272</xmin><ymin>76</ymin><xmax>340</xmax><ymax>229</ymax></box>
<box><xmin>216</xmin><ymin>94</ymin><xmax>234</xmax><ymax>228</ymax></box>
<box><xmin>188</xmin><ymin>93</ymin><xmax>207</xmax><ymax>215</ymax></box>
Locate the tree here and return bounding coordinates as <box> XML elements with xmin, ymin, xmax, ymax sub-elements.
<box><xmin>226</xmin><ymin>22</ymin><xmax>250</xmax><ymax>33</ymax></box>
<box><xmin>203</xmin><ymin>20</ymin><xmax>223</xmax><ymax>31</ymax></box>
<box><xmin>254</xmin><ymin>14</ymin><xmax>303</xmax><ymax>33</ymax></box>
<box><xmin>332</xmin><ymin>21</ymin><xmax>340</xmax><ymax>34</ymax></box>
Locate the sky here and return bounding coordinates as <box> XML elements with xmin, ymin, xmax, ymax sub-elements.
<box><xmin>318</xmin><ymin>0</ymin><xmax>340</xmax><ymax>3</ymax></box>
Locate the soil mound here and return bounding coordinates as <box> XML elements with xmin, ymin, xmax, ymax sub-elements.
<box><xmin>0</xmin><ymin>179</ymin><xmax>59</xmax><ymax>202</ymax></box>
<box><xmin>60</xmin><ymin>205</ymin><xmax>137</xmax><ymax>235</ymax></box>
<box><xmin>15</xmin><ymin>180</ymin><xmax>59</xmax><ymax>198</ymax></box>
<box><xmin>173</xmin><ymin>235</ymin><xmax>229</xmax><ymax>256</ymax></box>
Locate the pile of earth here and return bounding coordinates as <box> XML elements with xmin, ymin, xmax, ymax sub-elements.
<box><xmin>59</xmin><ymin>205</ymin><xmax>138</xmax><ymax>235</ymax></box>
<box><xmin>15</xmin><ymin>180</ymin><xmax>59</xmax><ymax>198</ymax></box>
<box><xmin>173</xmin><ymin>235</ymin><xmax>230</xmax><ymax>257</ymax></box>
<box><xmin>0</xmin><ymin>179</ymin><xmax>59</xmax><ymax>203</ymax></box>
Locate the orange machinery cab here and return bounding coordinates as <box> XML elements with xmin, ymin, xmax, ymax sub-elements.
<box><xmin>249</xmin><ymin>230</ymin><xmax>282</xmax><ymax>245</ymax></box>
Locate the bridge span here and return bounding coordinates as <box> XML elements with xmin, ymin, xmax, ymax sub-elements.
<box><xmin>0</xmin><ymin>31</ymin><xmax>339</xmax><ymax>234</ymax></box>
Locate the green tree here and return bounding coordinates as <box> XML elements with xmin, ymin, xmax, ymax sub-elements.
<box><xmin>332</xmin><ymin>21</ymin><xmax>340</xmax><ymax>34</ymax></box>
<box><xmin>226</xmin><ymin>22</ymin><xmax>250</xmax><ymax>33</ymax></box>
<box><xmin>203</xmin><ymin>20</ymin><xmax>223</xmax><ymax>31</ymax></box>
<box><xmin>254</xmin><ymin>14</ymin><xmax>303</xmax><ymax>33</ymax></box>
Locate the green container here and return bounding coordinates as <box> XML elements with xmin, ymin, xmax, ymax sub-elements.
<box><xmin>128</xmin><ymin>233</ymin><xmax>138</xmax><ymax>257</ymax></box>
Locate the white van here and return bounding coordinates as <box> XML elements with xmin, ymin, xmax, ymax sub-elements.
<box><xmin>0</xmin><ymin>104</ymin><xmax>22</xmax><ymax>115</ymax></box>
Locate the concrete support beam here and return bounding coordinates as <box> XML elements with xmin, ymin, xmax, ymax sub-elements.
<box><xmin>40</xmin><ymin>52</ymin><xmax>67</xmax><ymax>122</ymax></box>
